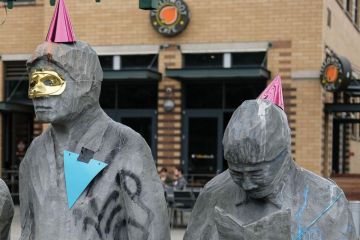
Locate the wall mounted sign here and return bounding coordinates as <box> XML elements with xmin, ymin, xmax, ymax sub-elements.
<box><xmin>320</xmin><ymin>55</ymin><xmax>352</xmax><ymax>92</ymax></box>
<box><xmin>150</xmin><ymin>0</ymin><xmax>190</xmax><ymax>37</ymax></box>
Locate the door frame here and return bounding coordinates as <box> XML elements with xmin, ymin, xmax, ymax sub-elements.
<box><xmin>104</xmin><ymin>109</ymin><xmax>158</xmax><ymax>159</ymax></box>
<box><xmin>182</xmin><ymin>109</ymin><xmax>224</xmax><ymax>175</ymax></box>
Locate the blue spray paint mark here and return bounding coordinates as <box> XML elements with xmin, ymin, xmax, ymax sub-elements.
<box><xmin>294</xmin><ymin>192</ymin><xmax>343</xmax><ymax>240</ymax></box>
<box><xmin>292</xmin><ymin>186</ymin><xmax>309</xmax><ymax>240</ymax></box>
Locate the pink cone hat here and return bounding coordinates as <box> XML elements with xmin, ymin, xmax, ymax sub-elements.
<box><xmin>257</xmin><ymin>75</ymin><xmax>284</xmax><ymax>110</ymax></box>
<box><xmin>46</xmin><ymin>0</ymin><xmax>76</xmax><ymax>43</ymax></box>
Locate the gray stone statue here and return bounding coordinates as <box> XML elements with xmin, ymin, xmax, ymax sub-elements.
<box><xmin>19</xmin><ymin>41</ymin><xmax>170</xmax><ymax>240</ymax></box>
<box><xmin>0</xmin><ymin>179</ymin><xmax>14</xmax><ymax>240</ymax></box>
<box><xmin>184</xmin><ymin>99</ymin><xmax>356</xmax><ymax>240</ymax></box>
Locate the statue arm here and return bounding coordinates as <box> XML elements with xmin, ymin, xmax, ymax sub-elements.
<box><xmin>0</xmin><ymin>179</ymin><xmax>14</xmax><ymax>240</ymax></box>
<box><xmin>19</xmin><ymin>156</ymin><xmax>34</xmax><ymax>240</ymax></box>
<box><xmin>184</xmin><ymin>189</ymin><xmax>217</xmax><ymax>240</ymax></box>
<box><xmin>117</xmin><ymin>135</ymin><xmax>170</xmax><ymax>240</ymax></box>
<box><xmin>327</xmin><ymin>194</ymin><xmax>357</xmax><ymax>240</ymax></box>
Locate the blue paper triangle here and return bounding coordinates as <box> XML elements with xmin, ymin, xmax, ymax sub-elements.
<box><xmin>64</xmin><ymin>150</ymin><xmax>108</xmax><ymax>208</ymax></box>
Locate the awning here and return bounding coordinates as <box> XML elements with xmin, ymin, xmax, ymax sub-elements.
<box><xmin>0</xmin><ymin>102</ymin><xmax>34</xmax><ymax>113</ymax></box>
<box><xmin>166</xmin><ymin>67</ymin><xmax>270</xmax><ymax>81</ymax></box>
<box><xmin>103</xmin><ymin>69</ymin><xmax>162</xmax><ymax>82</ymax></box>
<box><xmin>324</xmin><ymin>103</ymin><xmax>360</xmax><ymax>113</ymax></box>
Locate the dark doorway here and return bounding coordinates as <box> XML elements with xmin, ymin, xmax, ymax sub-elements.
<box><xmin>2</xmin><ymin>112</ymin><xmax>33</xmax><ymax>203</ymax></box>
<box><xmin>182</xmin><ymin>80</ymin><xmax>266</xmax><ymax>186</ymax></box>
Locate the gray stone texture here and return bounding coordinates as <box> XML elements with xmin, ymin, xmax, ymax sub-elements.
<box><xmin>0</xmin><ymin>179</ymin><xmax>14</xmax><ymax>240</ymax></box>
<box><xmin>20</xmin><ymin>41</ymin><xmax>170</xmax><ymax>240</ymax></box>
<box><xmin>184</xmin><ymin>100</ymin><xmax>356</xmax><ymax>240</ymax></box>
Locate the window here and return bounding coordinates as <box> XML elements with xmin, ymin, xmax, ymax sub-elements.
<box><xmin>4</xmin><ymin>61</ymin><xmax>31</xmax><ymax>104</ymax></box>
<box><xmin>184</xmin><ymin>54</ymin><xmax>223</xmax><ymax>68</ymax></box>
<box><xmin>99</xmin><ymin>55</ymin><xmax>158</xmax><ymax>71</ymax></box>
<box><xmin>327</xmin><ymin>8</ymin><xmax>332</xmax><ymax>27</ymax></box>
<box><xmin>99</xmin><ymin>56</ymin><xmax>113</xmax><ymax>71</ymax></box>
<box><xmin>100</xmin><ymin>82</ymin><xmax>158</xmax><ymax>109</ymax></box>
<box><xmin>355</xmin><ymin>0</ymin><xmax>359</xmax><ymax>24</ymax></box>
<box><xmin>346</xmin><ymin>0</ymin><xmax>351</xmax><ymax>12</ymax></box>
<box><xmin>184</xmin><ymin>80</ymin><xmax>266</xmax><ymax>109</ymax></box>
<box><xmin>184</xmin><ymin>52</ymin><xmax>267</xmax><ymax>69</ymax></box>
<box><xmin>121</xmin><ymin>55</ymin><xmax>157</xmax><ymax>69</ymax></box>
<box><xmin>232</xmin><ymin>52</ymin><xmax>267</xmax><ymax>67</ymax></box>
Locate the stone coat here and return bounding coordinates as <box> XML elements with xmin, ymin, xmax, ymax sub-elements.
<box><xmin>0</xmin><ymin>179</ymin><xmax>14</xmax><ymax>240</ymax></box>
<box><xmin>19</xmin><ymin>112</ymin><xmax>170</xmax><ymax>240</ymax></box>
<box><xmin>184</xmin><ymin>162</ymin><xmax>357</xmax><ymax>240</ymax></box>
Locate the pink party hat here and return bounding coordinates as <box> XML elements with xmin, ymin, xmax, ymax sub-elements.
<box><xmin>46</xmin><ymin>0</ymin><xmax>76</xmax><ymax>43</ymax></box>
<box><xmin>257</xmin><ymin>75</ymin><xmax>284</xmax><ymax>110</ymax></box>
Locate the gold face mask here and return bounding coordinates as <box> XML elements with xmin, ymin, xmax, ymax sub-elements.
<box><xmin>28</xmin><ymin>70</ymin><xmax>66</xmax><ymax>99</ymax></box>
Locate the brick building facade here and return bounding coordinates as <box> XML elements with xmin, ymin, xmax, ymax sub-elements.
<box><xmin>0</xmin><ymin>0</ymin><xmax>360</xmax><ymax>192</ymax></box>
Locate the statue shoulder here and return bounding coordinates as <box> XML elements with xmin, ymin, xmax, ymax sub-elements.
<box><xmin>299</xmin><ymin>168</ymin><xmax>343</xmax><ymax>193</ymax></box>
<box><xmin>202</xmin><ymin>170</ymin><xmax>235</xmax><ymax>194</ymax></box>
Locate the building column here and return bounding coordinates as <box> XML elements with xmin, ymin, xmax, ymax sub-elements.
<box><xmin>0</xmin><ymin>60</ymin><xmax>4</xmax><ymax>176</ymax></box>
<box><xmin>156</xmin><ymin>45</ymin><xmax>183</xmax><ymax>169</ymax></box>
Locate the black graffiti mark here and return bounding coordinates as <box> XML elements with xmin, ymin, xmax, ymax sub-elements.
<box><xmin>113</xmin><ymin>219</ymin><xmax>129</xmax><ymax>240</ymax></box>
<box><xmin>82</xmin><ymin>169</ymin><xmax>153</xmax><ymax>240</ymax></box>
<box><xmin>73</xmin><ymin>208</ymin><xmax>83</xmax><ymax>226</ymax></box>
<box><xmin>118</xmin><ymin>170</ymin><xmax>142</xmax><ymax>199</ymax></box>
<box><xmin>98</xmin><ymin>191</ymin><xmax>119</xmax><ymax>223</ymax></box>
<box><xmin>105</xmin><ymin>205</ymin><xmax>122</xmax><ymax>234</ymax></box>
<box><xmin>83</xmin><ymin>216</ymin><xmax>103</xmax><ymax>239</ymax></box>
<box><xmin>90</xmin><ymin>198</ymin><xmax>98</xmax><ymax>215</ymax></box>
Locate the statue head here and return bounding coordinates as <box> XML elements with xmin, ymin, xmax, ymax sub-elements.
<box><xmin>26</xmin><ymin>41</ymin><xmax>103</xmax><ymax>124</ymax></box>
<box><xmin>223</xmin><ymin>99</ymin><xmax>292</xmax><ymax>199</ymax></box>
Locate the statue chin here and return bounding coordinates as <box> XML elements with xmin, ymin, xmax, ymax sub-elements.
<box><xmin>35</xmin><ymin>111</ymin><xmax>62</xmax><ymax>124</ymax></box>
<box><xmin>246</xmin><ymin>187</ymin><xmax>274</xmax><ymax>199</ymax></box>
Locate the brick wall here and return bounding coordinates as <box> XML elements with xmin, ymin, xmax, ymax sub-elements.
<box><xmin>1</xmin><ymin>0</ymin><xmax>360</xmax><ymax>175</ymax></box>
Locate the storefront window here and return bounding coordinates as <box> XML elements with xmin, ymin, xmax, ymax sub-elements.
<box><xmin>232</xmin><ymin>52</ymin><xmax>267</xmax><ymax>67</ymax></box>
<box><xmin>184</xmin><ymin>53</ymin><xmax>223</xmax><ymax>68</ymax></box>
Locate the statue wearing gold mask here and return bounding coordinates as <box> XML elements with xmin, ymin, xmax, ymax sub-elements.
<box><xmin>19</xmin><ymin>41</ymin><xmax>170</xmax><ymax>240</ymax></box>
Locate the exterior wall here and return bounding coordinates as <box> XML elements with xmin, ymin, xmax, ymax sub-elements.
<box><xmin>350</xmin><ymin>140</ymin><xmax>360</xmax><ymax>174</ymax></box>
<box><xmin>0</xmin><ymin>2</ymin><xmax>44</xmax><ymax>54</ymax></box>
<box><xmin>157</xmin><ymin>46</ymin><xmax>183</xmax><ymax>168</ymax></box>
<box><xmin>323</xmin><ymin>0</ymin><xmax>360</xmax><ymax>175</ymax></box>
<box><xmin>2</xmin><ymin>0</ymin><xmax>358</xmax><ymax>175</ymax></box>
<box><xmin>0</xmin><ymin>61</ymin><xmax>3</xmax><ymax>174</ymax></box>
<box><xmin>324</xmin><ymin>0</ymin><xmax>360</xmax><ymax>67</ymax></box>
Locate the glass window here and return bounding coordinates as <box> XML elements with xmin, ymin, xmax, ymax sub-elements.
<box><xmin>185</xmin><ymin>82</ymin><xmax>222</xmax><ymax>109</ymax></box>
<box><xmin>99</xmin><ymin>56</ymin><xmax>113</xmax><ymax>70</ymax></box>
<box><xmin>232</xmin><ymin>52</ymin><xmax>267</xmax><ymax>67</ymax></box>
<box><xmin>225</xmin><ymin>81</ymin><xmax>266</xmax><ymax>108</ymax></box>
<box><xmin>184</xmin><ymin>54</ymin><xmax>223</xmax><ymax>68</ymax></box>
<box><xmin>117</xmin><ymin>83</ymin><xmax>157</xmax><ymax>109</ymax></box>
<box><xmin>4</xmin><ymin>61</ymin><xmax>31</xmax><ymax>104</ymax></box>
<box><xmin>121</xmin><ymin>55</ymin><xmax>158</xmax><ymax>70</ymax></box>
<box><xmin>99</xmin><ymin>81</ymin><xmax>116</xmax><ymax>108</ymax></box>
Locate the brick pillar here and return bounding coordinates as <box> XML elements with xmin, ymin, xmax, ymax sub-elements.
<box><xmin>156</xmin><ymin>45</ymin><xmax>183</xmax><ymax>169</ymax></box>
<box><xmin>0</xmin><ymin>61</ymin><xmax>4</xmax><ymax>175</ymax></box>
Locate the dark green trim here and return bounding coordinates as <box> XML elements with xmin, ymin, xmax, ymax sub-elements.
<box><xmin>166</xmin><ymin>67</ymin><xmax>270</xmax><ymax>81</ymax></box>
<box><xmin>325</xmin><ymin>103</ymin><xmax>360</xmax><ymax>113</ymax></box>
<box><xmin>0</xmin><ymin>102</ymin><xmax>34</xmax><ymax>113</ymax></box>
<box><xmin>103</xmin><ymin>69</ymin><xmax>162</xmax><ymax>81</ymax></box>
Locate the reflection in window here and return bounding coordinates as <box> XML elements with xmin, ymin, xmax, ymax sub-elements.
<box><xmin>184</xmin><ymin>54</ymin><xmax>223</xmax><ymax>68</ymax></box>
<box><xmin>100</xmin><ymin>82</ymin><xmax>158</xmax><ymax>109</ymax></box>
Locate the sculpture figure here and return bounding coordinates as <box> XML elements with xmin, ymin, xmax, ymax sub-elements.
<box><xmin>19</xmin><ymin>1</ymin><xmax>169</xmax><ymax>239</ymax></box>
<box><xmin>0</xmin><ymin>179</ymin><xmax>14</xmax><ymax>240</ymax></box>
<box><xmin>184</xmin><ymin>99</ymin><xmax>356</xmax><ymax>240</ymax></box>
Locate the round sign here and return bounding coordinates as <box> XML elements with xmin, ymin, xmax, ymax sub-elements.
<box><xmin>320</xmin><ymin>55</ymin><xmax>352</xmax><ymax>92</ymax></box>
<box><xmin>150</xmin><ymin>0</ymin><xmax>190</xmax><ymax>37</ymax></box>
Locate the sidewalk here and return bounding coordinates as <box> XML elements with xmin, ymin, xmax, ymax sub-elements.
<box><xmin>10</xmin><ymin>206</ymin><xmax>185</xmax><ymax>240</ymax></box>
